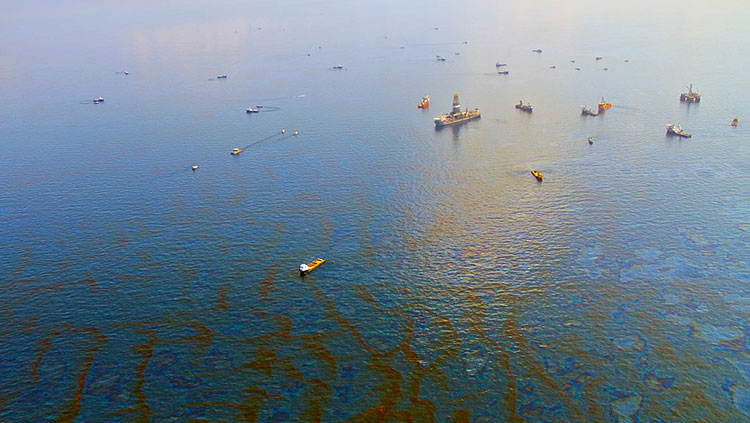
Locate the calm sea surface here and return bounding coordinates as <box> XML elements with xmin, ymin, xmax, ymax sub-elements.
<box><xmin>2</xmin><ymin>0</ymin><xmax>750</xmax><ymax>421</ymax></box>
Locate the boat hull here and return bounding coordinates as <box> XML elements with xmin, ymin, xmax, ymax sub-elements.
<box><xmin>300</xmin><ymin>258</ymin><xmax>326</xmax><ymax>276</ymax></box>
<box><xmin>434</xmin><ymin>112</ymin><xmax>481</xmax><ymax>127</ymax></box>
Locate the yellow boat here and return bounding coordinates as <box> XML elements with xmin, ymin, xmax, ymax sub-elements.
<box><xmin>300</xmin><ymin>258</ymin><xmax>325</xmax><ymax>276</ymax></box>
<box><xmin>231</xmin><ymin>148</ymin><xmax>244</xmax><ymax>155</ymax></box>
<box><xmin>531</xmin><ymin>170</ymin><xmax>543</xmax><ymax>181</ymax></box>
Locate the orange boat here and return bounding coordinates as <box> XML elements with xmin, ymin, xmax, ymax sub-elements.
<box><xmin>418</xmin><ymin>95</ymin><xmax>430</xmax><ymax>108</ymax></box>
<box><xmin>531</xmin><ymin>170</ymin><xmax>543</xmax><ymax>181</ymax></box>
<box><xmin>598</xmin><ymin>97</ymin><xmax>612</xmax><ymax>111</ymax></box>
<box><xmin>731</xmin><ymin>117</ymin><xmax>738</xmax><ymax>127</ymax></box>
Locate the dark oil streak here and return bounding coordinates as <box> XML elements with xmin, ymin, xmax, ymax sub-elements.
<box><xmin>352</xmin><ymin>286</ymin><xmax>440</xmax><ymax>420</ymax></box>
<box><xmin>460</xmin><ymin>293</ymin><xmax>523</xmax><ymax>423</ymax></box>
<box><xmin>581</xmin><ymin>376</ymin><xmax>607</xmax><ymax>420</ymax></box>
<box><xmin>31</xmin><ymin>337</ymin><xmax>53</xmax><ymax>382</ymax></box>
<box><xmin>451</xmin><ymin>409</ymin><xmax>471</xmax><ymax>423</ymax></box>
<box><xmin>57</xmin><ymin>327</ymin><xmax>108</xmax><ymax>423</ymax></box>
<box><xmin>132</xmin><ymin>329</ymin><xmax>156</xmax><ymax>422</ymax></box>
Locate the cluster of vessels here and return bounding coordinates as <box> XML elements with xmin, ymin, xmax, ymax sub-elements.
<box><xmin>419</xmin><ymin>79</ymin><xmax>738</xmax><ymax>181</ymax></box>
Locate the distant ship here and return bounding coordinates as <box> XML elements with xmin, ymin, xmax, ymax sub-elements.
<box><xmin>515</xmin><ymin>100</ymin><xmax>533</xmax><ymax>112</ymax></box>
<box><xmin>434</xmin><ymin>93</ymin><xmax>480</xmax><ymax>127</ymax></box>
<box><xmin>418</xmin><ymin>95</ymin><xmax>430</xmax><ymax>108</ymax></box>
<box><xmin>597</xmin><ymin>97</ymin><xmax>612</xmax><ymax>111</ymax></box>
<box><xmin>666</xmin><ymin>123</ymin><xmax>691</xmax><ymax>138</ymax></box>
<box><xmin>581</xmin><ymin>105</ymin><xmax>599</xmax><ymax>116</ymax></box>
<box><xmin>680</xmin><ymin>83</ymin><xmax>700</xmax><ymax>102</ymax></box>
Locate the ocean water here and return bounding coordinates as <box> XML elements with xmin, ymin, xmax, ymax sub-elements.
<box><xmin>1</xmin><ymin>0</ymin><xmax>749</xmax><ymax>421</ymax></box>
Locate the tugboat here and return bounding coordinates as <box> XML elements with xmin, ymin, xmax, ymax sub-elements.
<box><xmin>666</xmin><ymin>124</ymin><xmax>692</xmax><ymax>138</ymax></box>
<box><xmin>680</xmin><ymin>84</ymin><xmax>701</xmax><ymax>102</ymax></box>
<box><xmin>246</xmin><ymin>107</ymin><xmax>260</xmax><ymax>113</ymax></box>
<box><xmin>515</xmin><ymin>100</ymin><xmax>533</xmax><ymax>112</ymax></box>
<box><xmin>418</xmin><ymin>95</ymin><xmax>430</xmax><ymax>108</ymax></box>
<box><xmin>731</xmin><ymin>117</ymin><xmax>739</xmax><ymax>127</ymax></box>
<box><xmin>299</xmin><ymin>258</ymin><xmax>325</xmax><ymax>276</ymax></box>
<box><xmin>532</xmin><ymin>49</ymin><xmax>543</xmax><ymax>53</ymax></box>
<box><xmin>231</xmin><ymin>148</ymin><xmax>244</xmax><ymax>155</ymax></box>
<box><xmin>597</xmin><ymin>97</ymin><xmax>612</xmax><ymax>112</ymax></box>
<box><xmin>433</xmin><ymin>93</ymin><xmax>481</xmax><ymax>127</ymax></box>
<box><xmin>531</xmin><ymin>170</ymin><xmax>543</xmax><ymax>181</ymax></box>
<box><xmin>581</xmin><ymin>106</ymin><xmax>599</xmax><ymax>116</ymax></box>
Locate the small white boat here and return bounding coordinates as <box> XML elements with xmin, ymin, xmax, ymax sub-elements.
<box><xmin>436</xmin><ymin>56</ymin><xmax>446</xmax><ymax>62</ymax></box>
<box><xmin>192</xmin><ymin>165</ymin><xmax>199</xmax><ymax>171</ymax></box>
<box><xmin>497</xmin><ymin>70</ymin><xmax>509</xmax><ymax>75</ymax></box>
<box><xmin>332</xmin><ymin>65</ymin><xmax>343</xmax><ymax>70</ymax></box>
<box><xmin>217</xmin><ymin>74</ymin><xmax>228</xmax><ymax>79</ymax></box>
<box><xmin>93</xmin><ymin>97</ymin><xmax>104</xmax><ymax>103</ymax></box>
<box><xmin>496</xmin><ymin>62</ymin><xmax>507</xmax><ymax>67</ymax></box>
<box><xmin>532</xmin><ymin>49</ymin><xmax>543</xmax><ymax>53</ymax></box>
<box><xmin>246</xmin><ymin>107</ymin><xmax>260</xmax><ymax>113</ymax></box>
